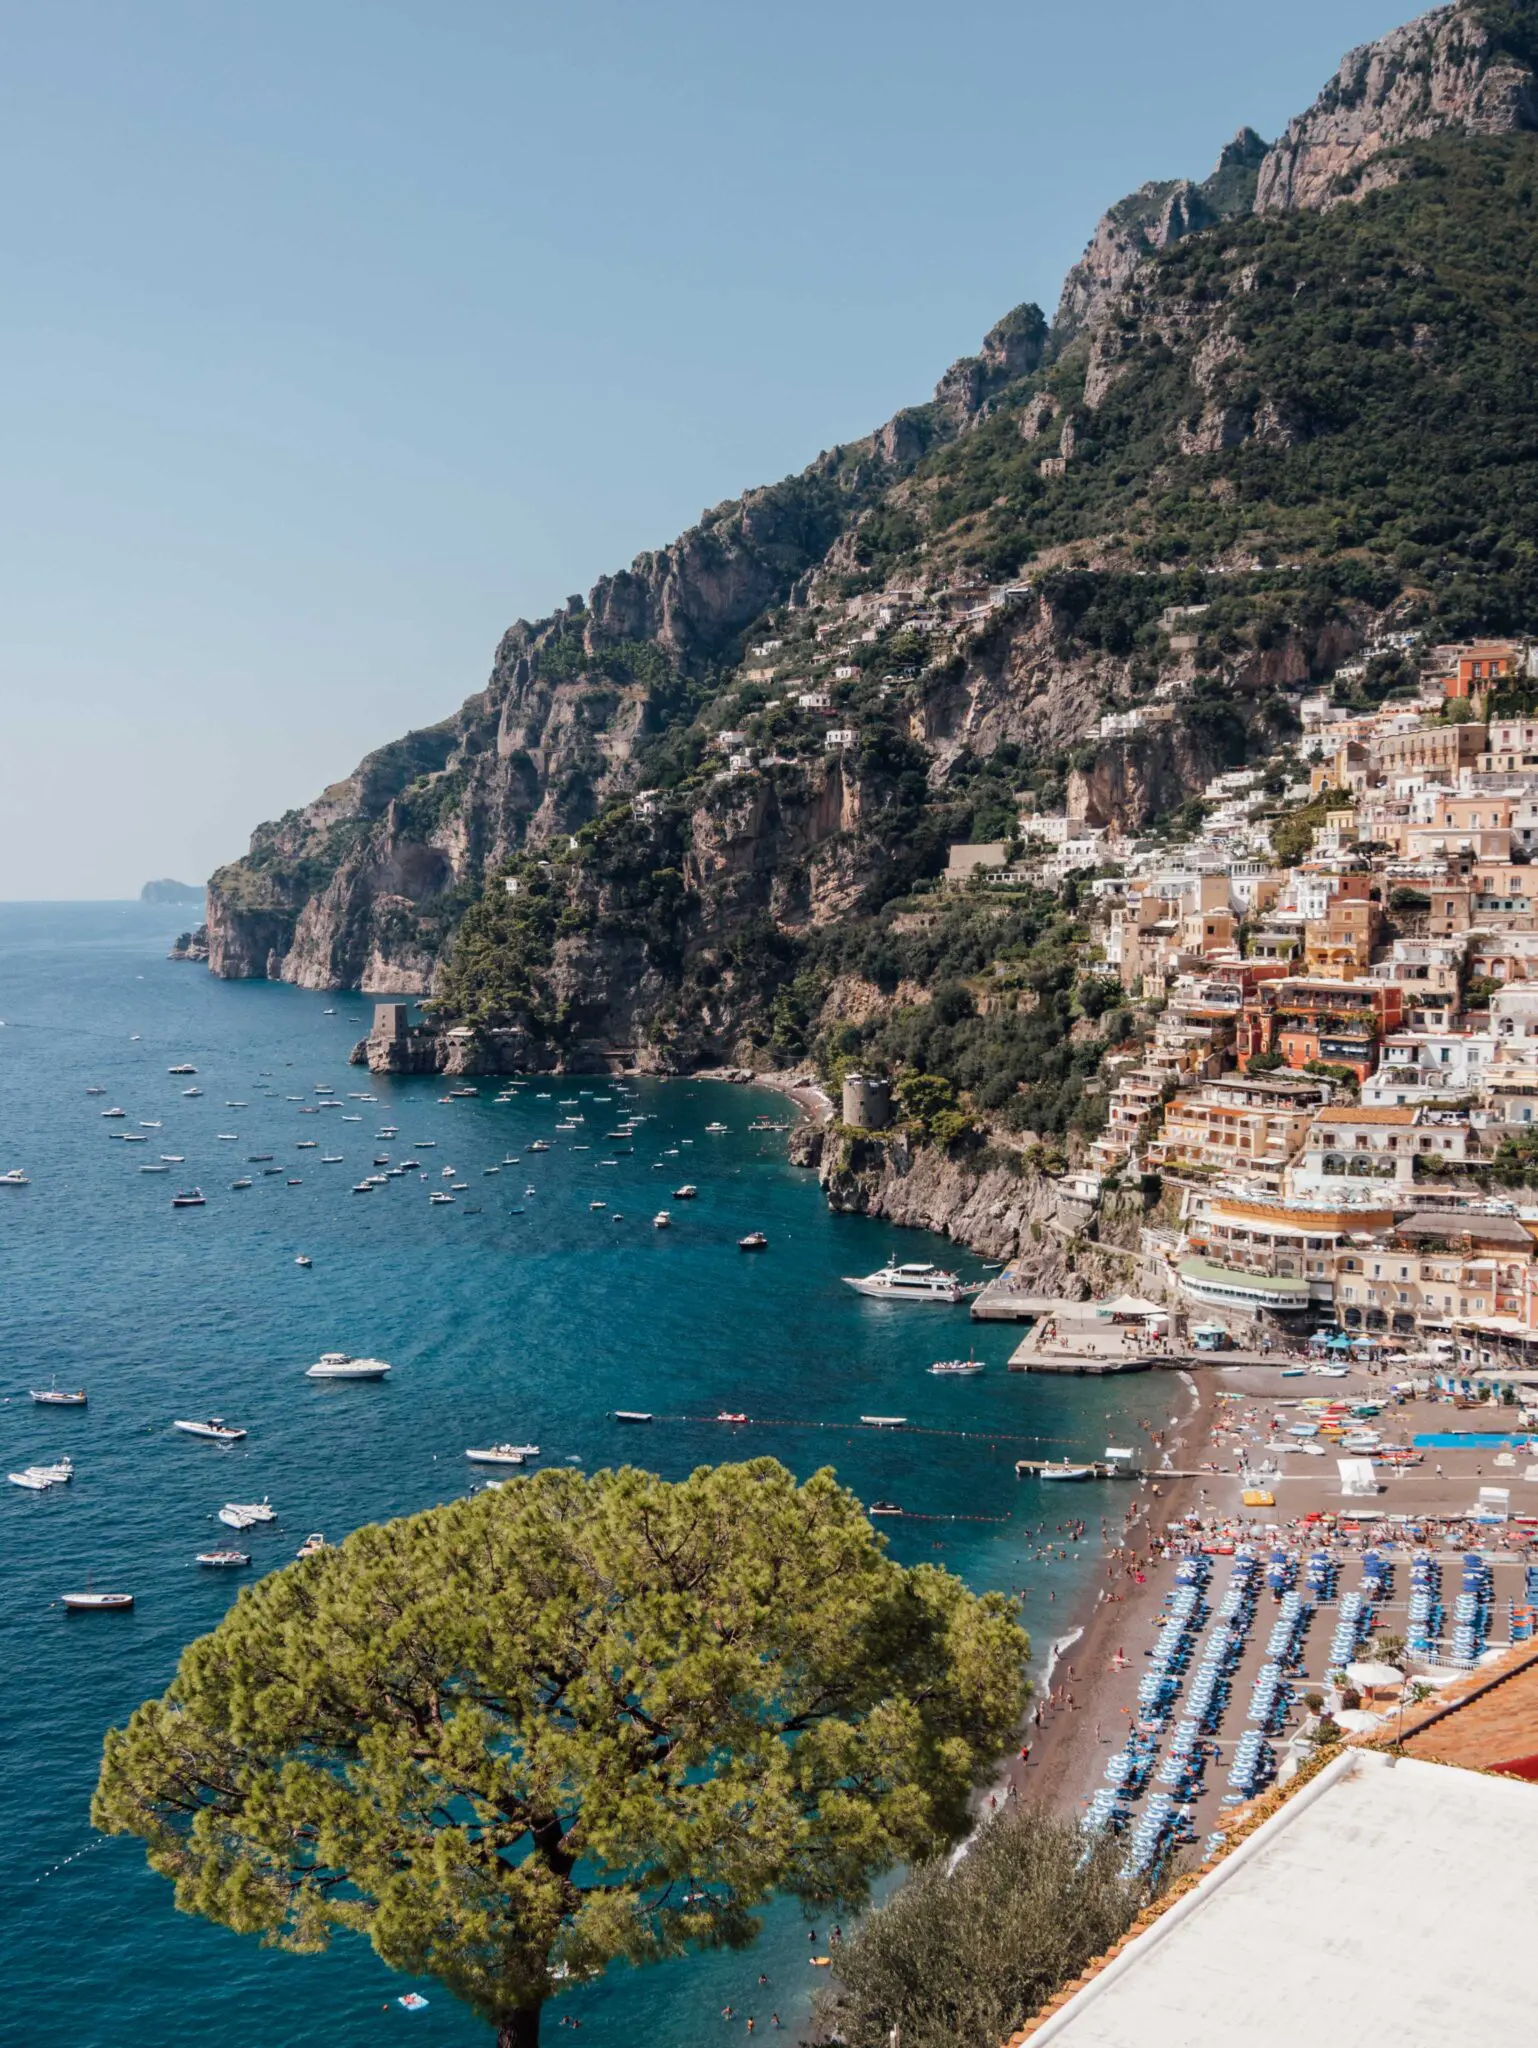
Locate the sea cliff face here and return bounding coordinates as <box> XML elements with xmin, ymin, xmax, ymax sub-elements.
<box><xmin>206</xmin><ymin>0</ymin><xmax>1538</xmax><ymax>1080</ymax></box>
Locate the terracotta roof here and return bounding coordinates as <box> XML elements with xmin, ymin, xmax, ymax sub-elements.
<box><xmin>1395</xmin><ymin>1643</ymin><xmax>1538</xmax><ymax>1774</ymax></box>
<box><xmin>1312</xmin><ymin>1107</ymin><xmax>1418</xmax><ymax>1125</ymax></box>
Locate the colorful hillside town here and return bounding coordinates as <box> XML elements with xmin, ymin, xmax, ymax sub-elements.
<box><xmin>952</xmin><ymin>636</ymin><xmax>1538</xmax><ymax>1375</ymax></box>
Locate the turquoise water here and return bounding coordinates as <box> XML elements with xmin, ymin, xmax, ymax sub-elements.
<box><xmin>0</xmin><ymin>904</ymin><xmax>1173</xmax><ymax>2045</ymax></box>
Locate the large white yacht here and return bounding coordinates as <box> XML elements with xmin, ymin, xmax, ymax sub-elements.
<box><xmin>843</xmin><ymin>1258</ymin><xmax>967</xmax><ymax>1304</ymax></box>
<box><xmin>305</xmin><ymin>1351</ymin><xmax>392</xmax><ymax>1381</ymax></box>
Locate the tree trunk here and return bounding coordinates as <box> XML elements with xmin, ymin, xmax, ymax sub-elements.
<box><xmin>496</xmin><ymin>2007</ymin><xmax>542</xmax><ymax>2048</ymax></box>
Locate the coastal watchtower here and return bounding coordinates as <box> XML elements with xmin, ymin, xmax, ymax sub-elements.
<box><xmin>842</xmin><ymin>1072</ymin><xmax>892</xmax><ymax>1130</ymax></box>
<box><xmin>372</xmin><ymin>1003</ymin><xmax>409</xmax><ymax>1044</ymax></box>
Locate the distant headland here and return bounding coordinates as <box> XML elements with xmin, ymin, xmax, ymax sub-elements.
<box><xmin>139</xmin><ymin>879</ymin><xmax>204</xmax><ymax>905</ymax></box>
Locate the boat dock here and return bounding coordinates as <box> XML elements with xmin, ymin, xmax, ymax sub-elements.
<box><xmin>1014</xmin><ymin>1457</ymin><xmax>1143</xmax><ymax>1481</ymax></box>
<box><xmin>971</xmin><ymin>1274</ymin><xmax>1081</xmax><ymax>1323</ymax></box>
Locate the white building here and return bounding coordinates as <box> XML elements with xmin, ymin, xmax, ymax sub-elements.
<box><xmin>825</xmin><ymin>728</ymin><xmax>857</xmax><ymax>750</ymax></box>
<box><xmin>1030</xmin><ymin>1747</ymin><xmax>1538</xmax><ymax>2048</ymax></box>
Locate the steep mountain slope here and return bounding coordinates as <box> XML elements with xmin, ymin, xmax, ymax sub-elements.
<box><xmin>208</xmin><ymin>1</ymin><xmax>1538</xmax><ymax>1083</ymax></box>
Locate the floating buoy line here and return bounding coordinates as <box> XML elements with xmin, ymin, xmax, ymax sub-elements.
<box><xmin>668</xmin><ymin>1413</ymin><xmax>1099</xmax><ymax>1450</ymax></box>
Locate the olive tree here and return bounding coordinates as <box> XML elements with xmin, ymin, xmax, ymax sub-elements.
<box><xmin>95</xmin><ymin>1459</ymin><xmax>1028</xmax><ymax>2045</ymax></box>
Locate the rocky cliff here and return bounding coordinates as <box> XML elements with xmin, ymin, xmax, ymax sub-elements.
<box><xmin>208</xmin><ymin>0</ymin><xmax>1538</xmax><ymax>1082</ymax></box>
<box><xmin>1255</xmin><ymin>1</ymin><xmax>1538</xmax><ymax>212</ymax></box>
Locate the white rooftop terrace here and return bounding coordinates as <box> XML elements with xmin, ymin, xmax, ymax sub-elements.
<box><xmin>1024</xmin><ymin>1748</ymin><xmax>1535</xmax><ymax>2048</ymax></box>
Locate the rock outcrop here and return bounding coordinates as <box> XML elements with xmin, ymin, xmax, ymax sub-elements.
<box><xmin>1255</xmin><ymin>1</ymin><xmax>1538</xmax><ymax>212</ymax></box>
<box><xmin>167</xmin><ymin>924</ymin><xmax>208</xmax><ymax>961</ymax></box>
<box><xmin>933</xmin><ymin>303</ymin><xmax>1049</xmax><ymax>423</ymax></box>
<box><xmin>1053</xmin><ymin>129</ymin><xmax>1268</xmax><ymax>344</ymax></box>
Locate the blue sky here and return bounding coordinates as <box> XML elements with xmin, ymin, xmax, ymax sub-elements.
<box><xmin>0</xmin><ymin>0</ymin><xmax>1413</xmax><ymax>897</ymax></box>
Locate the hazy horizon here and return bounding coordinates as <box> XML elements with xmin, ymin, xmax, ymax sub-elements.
<box><xmin>0</xmin><ymin>0</ymin><xmax>1412</xmax><ymax>899</ymax></box>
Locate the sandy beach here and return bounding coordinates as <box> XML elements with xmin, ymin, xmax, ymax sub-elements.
<box><xmin>1007</xmin><ymin>1355</ymin><xmax>1538</xmax><ymax>1842</ymax></box>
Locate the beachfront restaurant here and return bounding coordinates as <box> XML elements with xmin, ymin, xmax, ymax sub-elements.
<box><xmin>1177</xmin><ymin>1257</ymin><xmax>1311</xmax><ymax>1317</ymax></box>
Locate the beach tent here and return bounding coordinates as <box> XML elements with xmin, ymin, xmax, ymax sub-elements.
<box><xmin>1096</xmin><ymin>1293</ymin><xmax>1166</xmax><ymax>1320</ymax></box>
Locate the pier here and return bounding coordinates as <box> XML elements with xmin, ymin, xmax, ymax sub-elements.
<box><xmin>1014</xmin><ymin>1457</ymin><xmax>1144</xmax><ymax>1481</ymax></box>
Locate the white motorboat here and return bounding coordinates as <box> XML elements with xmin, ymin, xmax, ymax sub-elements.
<box><xmin>738</xmin><ymin>1231</ymin><xmax>768</xmax><ymax>1250</ymax></box>
<box><xmin>860</xmin><ymin>1415</ymin><xmax>907</xmax><ymax>1429</ymax></box>
<box><xmin>843</xmin><ymin>1258</ymin><xmax>966</xmax><ymax>1304</ymax></box>
<box><xmin>168</xmin><ymin>1064</ymin><xmax>197</xmax><ymax>1075</ymax></box>
<box><xmin>429</xmin><ymin>1191</ymin><xmax>454</xmax><ymax>1204</ymax></box>
<box><xmin>868</xmin><ymin>1501</ymin><xmax>901</xmax><ymax>1517</ymax></box>
<box><xmin>182</xmin><ymin>1087</ymin><xmax>202</xmax><ymax>1097</ymax></box>
<box><xmin>295</xmin><ymin>1254</ymin><xmax>312</xmax><ymax>1267</ymax></box>
<box><xmin>61</xmin><ymin>1590</ymin><xmax>134</xmax><ymax>1611</ymax></box>
<box><xmin>529</xmin><ymin>1140</ymin><xmax>550</xmax><ymax>1152</ymax></box>
<box><xmin>674</xmin><ymin>1184</ymin><xmax>698</xmax><ymax>1199</ymax></box>
<box><xmin>295</xmin><ymin>1532</ymin><xmax>328</xmax><ymax>1559</ymax></box>
<box><xmin>653</xmin><ymin>1210</ymin><xmax>672</xmax><ymax>1228</ymax></box>
<box><xmin>196</xmin><ymin>1549</ymin><xmax>250</xmax><ymax>1568</ymax></box>
<box><xmin>173</xmin><ymin>1418</ymin><xmax>247</xmax><ymax>1444</ymax></box>
<box><xmin>465</xmin><ymin>1445</ymin><xmax>530</xmax><ymax>1466</ymax></box>
<box><xmin>85</xmin><ymin>1086</ymin><xmax>105</xmax><ymax>1095</ymax></box>
<box><xmin>140</xmin><ymin>1163</ymin><xmax>170</xmax><ymax>1173</ymax></box>
<box><xmin>31</xmin><ymin>1386</ymin><xmax>86</xmax><ymax>1405</ymax></box>
<box><xmin>705</xmin><ymin>1121</ymin><xmax>728</xmax><ymax>1133</ymax></box>
<box><xmin>590</xmin><ymin>1200</ymin><xmax>607</xmax><ymax>1210</ymax></box>
<box><xmin>230</xmin><ymin>1178</ymin><xmax>253</xmax><ymax>1189</ymax></box>
<box><xmin>929</xmin><ymin>1358</ymin><xmax>984</xmax><ymax>1375</ymax></box>
<box><xmin>218</xmin><ymin>1499</ymin><xmax>276</xmax><ymax>1529</ymax></box>
<box><xmin>305</xmin><ymin>1352</ymin><xmax>391</xmax><ymax>1381</ymax></box>
<box><xmin>352</xmin><ymin>1182</ymin><xmax>375</xmax><ymax>1193</ymax></box>
<box><xmin>321</xmin><ymin>1154</ymin><xmax>344</xmax><ymax>1164</ymax></box>
<box><xmin>614</xmin><ymin>1410</ymin><xmax>653</xmax><ymax>1423</ymax></box>
<box><xmin>1</xmin><ymin>1168</ymin><xmax>31</xmax><ymax>1185</ymax></box>
<box><xmin>171</xmin><ymin>1188</ymin><xmax>206</xmax><ymax>1207</ymax></box>
<box><xmin>1038</xmin><ymin>1463</ymin><xmax>1095</xmax><ymax>1482</ymax></box>
<box><xmin>101</xmin><ymin>1106</ymin><xmax>126</xmax><ymax>1119</ymax></box>
<box><xmin>139</xmin><ymin>1120</ymin><xmax>162</xmax><ymax>1129</ymax></box>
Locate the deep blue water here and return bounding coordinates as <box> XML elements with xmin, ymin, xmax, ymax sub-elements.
<box><xmin>0</xmin><ymin>904</ymin><xmax>1172</xmax><ymax>2046</ymax></box>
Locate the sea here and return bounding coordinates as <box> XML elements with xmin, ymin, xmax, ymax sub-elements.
<box><xmin>0</xmin><ymin>903</ymin><xmax>1176</xmax><ymax>2047</ymax></box>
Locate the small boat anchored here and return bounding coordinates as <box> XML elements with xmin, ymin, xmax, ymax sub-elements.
<box><xmin>218</xmin><ymin>1499</ymin><xmax>276</xmax><ymax>1529</ymax></box>
<box><xmin>929</xmin><ymin>1356</ymin><xmax>984</xmax><ymax>1376</ymax></box>
<box><xmin>10</xmin><ymin>1458</ymin><xmax>74</xmax><ymax>1491</ymax></box>
<box><xmin>465</xmin><ymin>1444</ymin><xmax>539</xmax><ymax>1466</ymax></box>
<box><xmin>1038</xmin><ymin>1462</ymin><xmax>1096</xmax><ymax>1482</ymax></box>
<box><xmin>0</xmin><ymin>1167</ymin><xmax>30</xmax><ymax>1186</ymax></box>
<box><xmin>31</xmin><ymin>1386</ymin><xmax>87</xmax><ymax>1406</ymax></box>
<box><xmin>613</xmin><ymin>1410</ymin><xmax>653</xmax><ymax>1424</ymax></box>
<box><xmin>171</xmin><ymin>1188</ymin><xmax>206</xmax><ymax>1208</ymax></box>
<box><xmin>305</xmin><ymin>1352</ymin><xmax>392</xmax><ymax>1381</ymax></box>
<box><xmin>738</xmin><ymin>1231</ymin><xmax>768</xmax><ymax>1251</ymax></box>
<box><xmin>61</xmin><ymin>1590</ymin><xmax>134</xmax><ymax>1611</ymax></box>
<box><xmin>196</xmin><ymin>1549</ymin><xmax>250</xmax><ymax>1568</ymax></box>
<box><xmin>173</xmin><ymin>1418</ymin><xmax>247</xmax><ymax>1444</ymax></box>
